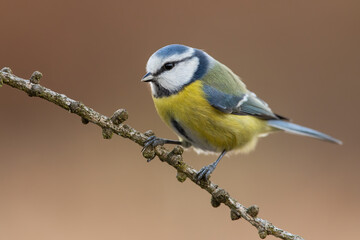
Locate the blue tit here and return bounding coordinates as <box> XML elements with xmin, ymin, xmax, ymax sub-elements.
<box><xmin>141</xmin><ymin>44</ymin><xmax>342</xmax><ymax>181</ymax></box>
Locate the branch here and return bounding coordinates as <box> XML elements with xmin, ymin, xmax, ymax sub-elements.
<box><xmin>0</xmin><ymin>67</ymin><xmax>304</xmax><ymax>240</ymax></box>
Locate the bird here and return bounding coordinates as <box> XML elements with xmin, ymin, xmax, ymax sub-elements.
<box><xmin>141</xmin><ymin>44</ymin><xmax>342</xmax><ymax>182</ymax></box>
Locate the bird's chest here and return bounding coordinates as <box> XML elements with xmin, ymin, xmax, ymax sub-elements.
<box><xmin>152</xmin><ymin>81</ymin><xmax>237</xmax><ymax>151</ymax></box>
<box><xmin>153</xmin><ymin>81</ymin><xmax>210</xmax><ymax>130</ymax></box>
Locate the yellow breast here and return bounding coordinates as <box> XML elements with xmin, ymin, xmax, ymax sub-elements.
<box><xmin>153</xmin><ymin>80</ymin><xmax>270</xmax><ymax>152</ymax></box>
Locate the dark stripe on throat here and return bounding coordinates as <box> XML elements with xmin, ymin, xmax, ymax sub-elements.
<box><xmin>152</xmin><ymin>81</ymin><xmax>173</xmax><ymax>98</ymax></box>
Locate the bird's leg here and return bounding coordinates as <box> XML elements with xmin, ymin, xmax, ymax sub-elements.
<box><xmin>141</xmin><ymin>135</ymin><xmax>183</xmax><ymax>153</ymax></box>
<box><xmin>196</xmin><ymin>150</ymin><xmax>227</xmax><ymax>182</ymax></box>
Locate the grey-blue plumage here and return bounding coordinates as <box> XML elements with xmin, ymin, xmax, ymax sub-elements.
<box><xmin>267</xmin><ymin>120</ymin><xmax>342</xmax><ymax>144</ymax></box>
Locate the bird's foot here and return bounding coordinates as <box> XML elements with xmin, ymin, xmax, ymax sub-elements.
<box><xmin>196</xmin><ymin>163</ymin><xmax>217</xmax><ymax>182</ymax></box>
<box><xmin>141</xmin><ymin>135</ymin><xmax>167</xmax><ymax>153</ymax></box>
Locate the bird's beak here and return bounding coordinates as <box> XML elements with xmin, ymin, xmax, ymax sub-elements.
<box><xmin>141</xmin><ymin>72</ymin><xmax>155</xmax><ymax>82</ymax></box>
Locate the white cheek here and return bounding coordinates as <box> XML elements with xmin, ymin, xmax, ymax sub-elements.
<box><xmin>158</xmin><ymin>57</ymin><xmax>200</xmax><ymax>91</ymax></box>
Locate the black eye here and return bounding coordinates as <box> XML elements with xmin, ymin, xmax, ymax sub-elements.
<box><xmin>163</xmin><ymin>62</ymin><xmax>175</xmax><ymax>71</ymax></box>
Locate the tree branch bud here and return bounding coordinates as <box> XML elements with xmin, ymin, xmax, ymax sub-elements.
<box><xmin>176</xmin><ymin>171</ymin><xmax>187</xmax><ymax>182</ymax></box>
<box><xmin>211</xmin><ymin>196</ymin><xmax>221</xmax><ymax>208</ymax></box>
<box><xmin>247</xmin><ymin>205</ymin><xmax>259</xmax><ymax>218</ymax></box>
<box><xmin>211</xmin><ymin>188</ymin><xmax>229</xmax><ymax>205</ymax></box>
<box><xmin>30</xmin><ymin>71</ymin><xmax>42</xmax><ymax>84</ymax></box>
<box><xmin>102</xmin><ymin>127</ymin><xmax>113</xmax><ymax>139</ymax></box>
<box><xmin>111</xmin><ymin>109</ymin><xmax>128</xmax><ymax>125</ymax></box>
<box><xmin>81</xmin><ymin>117</ymin><xmax>89</xmax><ymax>124</ymax></box>
<box><xmin>1</xmin><ymin>67</ymin><xmax>12</xmax><ymax>73</ymax></box>
<box><xmin>258</xmin><ymin>229</ymin><xmax>268</xmax><ymax>239</ymax></box>
<box><xmin>230</xmin><ymin>209</ymin><xmax>241</xmax><ymax>220</ymax></box>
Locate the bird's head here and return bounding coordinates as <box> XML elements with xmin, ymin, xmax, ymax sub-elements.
<box><xmin>142</xmin><ymin>44</ymin><xmax>214</xmax><ymax>98</ymax></box>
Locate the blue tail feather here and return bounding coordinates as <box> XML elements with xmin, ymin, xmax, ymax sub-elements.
<box><xmin>267</xmin><ymin>120</ymin><xmax>342</xmax><ymax>145</ymax></box>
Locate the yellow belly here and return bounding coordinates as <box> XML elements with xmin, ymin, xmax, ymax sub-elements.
<box><xmin>153</xmin><ymin>80</ymin><xmax>271</xmax><ymax>153</ymax></box>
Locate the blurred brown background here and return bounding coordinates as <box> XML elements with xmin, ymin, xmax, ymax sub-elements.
<box><xmin>1</xmin><ymin>0</ymin><xmax>359</xmax><ymax>239</ymax></box>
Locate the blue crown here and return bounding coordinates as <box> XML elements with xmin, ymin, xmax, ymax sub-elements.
<box><xmin>154</xmin><ymin>44</ymin><xmax>190</xmax><ymax>57</ymax></box>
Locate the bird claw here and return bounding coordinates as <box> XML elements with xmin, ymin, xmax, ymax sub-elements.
<box><xmin>196</xmin><ymin>163</ymin><xmax>216</xmax><ymax>182</ymax></box>
<box><xmin>141</xmin><ymin>135</ymin><xmax>166</xmax><ymax>153</ymax></box>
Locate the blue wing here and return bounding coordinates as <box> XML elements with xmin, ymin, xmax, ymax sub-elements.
<box><xmin>203</xmin><ymin>84</ymin><xmax>287</xmax><ymax>120</ymax></box>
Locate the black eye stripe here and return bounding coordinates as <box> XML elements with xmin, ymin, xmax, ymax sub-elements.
<box><xmin>153</xmin><ymin>56</ymin><xmax>194</xmax><ymax>76</ymax></box>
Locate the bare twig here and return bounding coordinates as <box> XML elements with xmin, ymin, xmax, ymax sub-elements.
<box><xmin>0</xmin><ymin>67</ymin><xmax>304</xmax><ymax>240</ymax></box>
